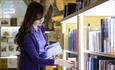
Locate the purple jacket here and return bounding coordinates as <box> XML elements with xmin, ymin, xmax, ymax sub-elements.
<box><xmin>18</xmin><ymin>26</ymin><xmax>54</xmax><ymax>70</ymax></box>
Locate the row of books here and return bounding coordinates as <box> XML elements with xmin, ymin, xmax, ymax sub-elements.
<box><xmin>68</xmin><ymin>29</ymin><xmax>78</xmax><ymax>52</ymax></box>
<box><xmin>68</xmin><ymin>29</ymin><xmax>78</xmax><ymax>58</ymax></box>
<box><xmin>88</xmin><ymin>30</ymin><xmax>101</xmax><ymax>52</ymax></box>
<box><xmin>99</xmin><ymin>60</ymin><xmax>115</xmax><ymax>70</ymax></box>
<box><xmin>87</xmin><ymin>17</ymin><xmax>115</xmax><ymax>54</ymax></box>
<box><xmin>86</xmin><ymin>55</ymin><xmax>115</xmax><ymax>70</ymax></box>
<box><xmin>101</xmin><ymin>17</ymin><xmax>115</xmax><ymax>53</ymax></box>
<box><xmin>64</xmin><ymin>0</ymin><xmax>97</xmax><ymax>17</ymax></box>
<box><xmin>63</xmin><ymin>28</ymin><xmax>78</xmax><ymax>70</ymax></box>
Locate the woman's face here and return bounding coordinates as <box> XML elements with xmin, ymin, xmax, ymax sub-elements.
<box><xmin>33</xmin><ymin>16</ymin><xmax>44</xmax><ymax>27</ymax></box>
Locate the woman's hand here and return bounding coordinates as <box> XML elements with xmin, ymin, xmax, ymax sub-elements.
<box><xmin>54</xmin><ymin>59</ymin><xmax>74</xmax><ymax>68</ymax></box>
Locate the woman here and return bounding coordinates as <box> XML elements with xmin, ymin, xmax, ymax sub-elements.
<box><xmin>15</xmin><ymin>1</ymin><xmax>73</xmax><ymax>70</ymax></box>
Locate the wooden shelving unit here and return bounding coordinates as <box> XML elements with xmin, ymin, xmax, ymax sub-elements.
<box><xmin>84</xmin><ymin>50</ymin><xmax>115</xmax><ymax>58</ymax></box>
<box><xmin>61</xmin><ymin>0</ymin><xmax>115</xmax><ymax>70</ymax></box>
<box><xmin>0</xmin><ymin>26</ymin><xmax>19</xmax><ymax>69</ymax></box>
<box><xmin>63</xmin><ymin>50</ymin><xmax>78</xmax><ymax>70</ymax></box>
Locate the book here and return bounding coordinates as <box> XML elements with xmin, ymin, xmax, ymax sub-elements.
<box><xmin>69</xmin><ymin>29</ymin><xmax>78</xmax><ymax>52</ymax></box>
<box><xmin>88</xmin><ymin>30</ymin><xmax>101</xmax><ymax>52</ymax></box>
<box><xmin>68</xmin><ymin>57</ymin><xmax>78</xmax><ymax>70</ymax></box>
<box><xmin>67</xmin><ymin>3</ymin><xmax>77</xmax><ymax>16</ymax></box>
<box><xmin>45</xmin><ymin>42</ymin><xmax>63</xmax><ymax>59</ymax></box>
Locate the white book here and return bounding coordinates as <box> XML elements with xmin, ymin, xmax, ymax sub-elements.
<box><xmin>88</xmin><ymin>30</ymin><xmax>100</xmax><ymax>52</ymax></box>
<box><xmin>88</xmin><ymin>31</ymin><xmax>95</xmax><ymax>51</ymax></box>
<box><xmin>93</xmin><ymin>33</ymin><xmax>96</xmax><ymax>51</ymax></box>
<box><xmin>104</xmin><ymin>40</ymin><xmax>107</xmax><ymax>53</ymax></box>
<box><xmin>88</xmin><ymin>57</ymin><xmax>92</xmax><ymax>70</ymax></box>
<box><xmin>7</xmin><ymin>57</ymin><xmax>17</xmax><ymax>68</ymax></box>
<box><xmin>95</xmin><ymin>32</ymin><xmax>100</xmax><ymax>52</ymax></box>
<box><xmin>110</xmin><ymin>18</ymin><xmax>114</xmax><ymax>53</ymax></box>
<box><xmin>108</xmin><ymin>17</ymin><xmax>111</xmax><ymax>53</ymax></box>
<box><xmin>107</xmin><ymin>41</ymin><xmax>111</xmax><ymax>53</ymax></box>
<box><xmin>110</xmin><ymin>65</ymin><xmax>114</xmax><ymax>70</ymax></box>
<box><xmin>113</xmin><ymin>18</ymin><xmax>115</xmax><ymax>54</ymax></box>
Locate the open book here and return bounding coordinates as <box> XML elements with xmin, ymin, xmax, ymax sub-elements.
<box><xmin>45</xmin><ymin>42</ymin><xmax>63</xmax><ymax>59</ymax></box>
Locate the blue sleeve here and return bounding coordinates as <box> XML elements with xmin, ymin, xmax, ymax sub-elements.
<box><xmin>22</xmin><ymin>34</ymin><xmax>54</xmax><ymax>65</ymax></box>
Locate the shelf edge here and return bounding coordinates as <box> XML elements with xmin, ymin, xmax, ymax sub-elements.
<box><xmin>84</xmin><ymin>50</ymin><xmax>115</xmax><ymax>58</ymax></box>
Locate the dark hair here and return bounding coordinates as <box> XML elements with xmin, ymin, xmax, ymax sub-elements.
<box><xmin>15</xmin><ymin>1</ymin><xmax>44</xmax><ymax>45</ymax></box>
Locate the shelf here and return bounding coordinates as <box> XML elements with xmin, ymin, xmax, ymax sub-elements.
<box><xmin>61</xmin><ymin>0</ymin><xmax>115</xmax><ymax>70</ymax></box>
<box><xmin>0</xmin><ymin>56</ymin><xmax>17</xmax><ymax>59</ymax></box>
<box><xmin>84</xmin><ymin>50</ymin><xmax>115</xmax><ymax>58</ymax></box>
<box><xmin>64</xmin><ymin>50</ymin><xmax>78</xmax><ymax>55</ymax></box>
<box><xmin>79</xmin><ymin>0</ymin><xmax>115</xmax><ymax>16</ymax></box>
<box><xmin>45</xmin><ymin>31</ymin><xmax>55</xmax><ymax>33</ymax></box>
<box><xmin>61</xmin><ymin>0</ymin><xmax>107</xmax><ymax>22</ymax></box>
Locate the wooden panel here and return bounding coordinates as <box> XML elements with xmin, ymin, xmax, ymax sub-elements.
<box><xmin>0</xmin><ymin>59</ymin><xmax>7</xmax><ymax>69</ymax></box>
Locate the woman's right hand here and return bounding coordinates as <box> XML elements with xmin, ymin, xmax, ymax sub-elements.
<box><xmin>54</xmin><ymin>59</ymin><xmax>74</xmax><ymax>68</ymax></box>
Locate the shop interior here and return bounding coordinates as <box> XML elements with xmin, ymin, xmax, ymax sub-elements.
<box><xmin>0</xmin><ymin>0</ymin><xmax>115</xmax><ymax>70</ymax></box>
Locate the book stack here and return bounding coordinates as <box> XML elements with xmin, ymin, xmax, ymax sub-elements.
<box><xmin>86</xmin><ymin>55</ymin><xmax>115</xmax><ymax>70</ymax></box>
<box><xmin>101</xmin><ymin>17</ymin><xmax>115</xmax><ymax>54</ymax></box>
<box><xmin>88</xmin><ymin>30</ymin><xmax>101</xmax><ymax>52</ymax></box>
<box><xmin>68</xmin><ymin>29</ymin><xmax>78</xmax><ymax>57</ymax></box>
<box><xmin>64</xmin><ymin>0</ymin><xmax>98</xmax><ymax>17</ymax></box>
<box><xmin>87</xmin><ymin>17</ymin><xmax>115</xmax><ymax>70</ymax></box>
<box><xmin>87</xmin><ymin>17</ymin><xmax>115</xmax><ymax>54</ymax></box>
<box><xmin>69</xmin><ymin>29</ymin><xmax>78</xmax><ymax>52</ymax></box>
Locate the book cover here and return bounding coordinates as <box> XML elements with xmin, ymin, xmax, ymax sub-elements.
<box><xmin>45</xmin><ymin>42</ymin><xmax>63</xmax><ymax>59</ymax></box>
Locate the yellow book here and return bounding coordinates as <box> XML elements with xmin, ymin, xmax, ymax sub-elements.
<box><xmin>46</xmin><ymin>66</ymin><xmax>54</xmax><ymax>70</ymax></box>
